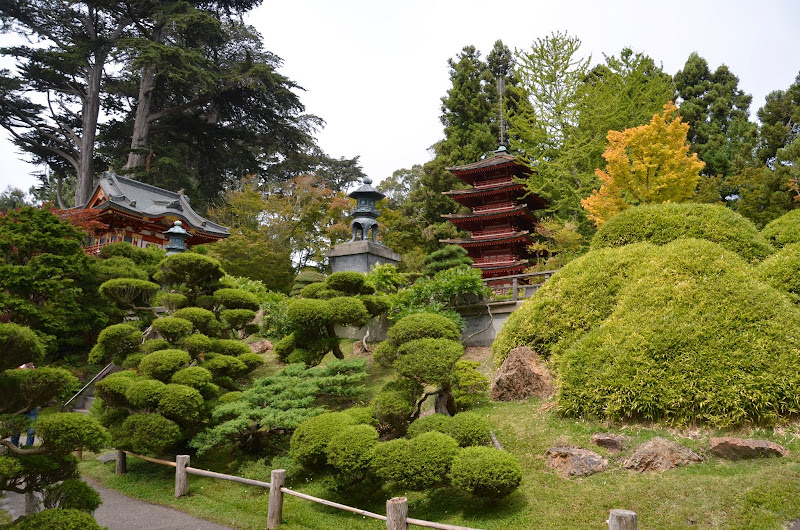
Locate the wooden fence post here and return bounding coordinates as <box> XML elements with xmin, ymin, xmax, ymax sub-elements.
<box><xmin>386</xmin><ymin>497</ymin><xmax>408</xmax><ymax>530</ymax></box>
<box><xmin>267</xmin><ymin>469</ymin><xmax>286</xmax><ymax>529</ymax></box>
<box><xmin>607</xmin><ymin>509</ymin><xmax>637</xmax><ymax>530</ymax></box>
<box><xmin>115</xmin><ymin>450</ymin><xmax>126</xmax><ymax>475</ymax></box>
<box><xmin>175</xmin><ymin>455</ymin><xmax>190</xmax><ymax>498</ymax></box>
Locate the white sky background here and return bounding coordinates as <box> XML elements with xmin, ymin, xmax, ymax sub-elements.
<box><xmin>1</xmin><ymin>0</ymin><xmax>799</xmax><ymax>195</ymax></box>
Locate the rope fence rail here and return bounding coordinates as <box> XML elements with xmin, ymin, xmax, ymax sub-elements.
<box><xmin>117</xmin><ymin>450</ymin><xmax>637</xmax><ymax>529</ymax></box>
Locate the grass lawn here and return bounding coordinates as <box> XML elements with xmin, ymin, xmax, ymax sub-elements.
<box><xmin>79</xmin><ymin>343</ymin><xmax>800</xmax><ymax>529</ymax></box>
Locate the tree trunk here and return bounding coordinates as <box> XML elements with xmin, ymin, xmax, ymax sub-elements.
<box><xmin>74</xmin><ymin>54</ymin><xmax>105</xmax><ymax>207</ymax></box>
<box><xmin>124</xmin><ymin>23</ymin><xmax>165</xmax><ymax>171</ymax></box>
<box><xmin>434</xmin><ymin>386</ymin><xmax>457</xmax><ymax>416</ymax></box>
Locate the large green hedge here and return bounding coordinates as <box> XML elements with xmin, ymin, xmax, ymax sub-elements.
<box><xmin>495</xmin><ymin>238</ymin><xmax>800</xmax><ymax>426</ymax></box>
<box><xmin>761</xmin><ymin>209</ymin><xmax>800</xmax><ymax>249</ymax></box>
<box><xmin>591</xmin><ymin>203</ymin><xmax>774</xmax><ymax>262</ymax></box>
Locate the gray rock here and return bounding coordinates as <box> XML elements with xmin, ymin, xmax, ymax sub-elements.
<box><xmin>591</xmin><ymin>433</ymin><xmax>626</xmax><ymax>453</ymax></box>
<box><xmin>491</xmin><ymin>346</ymin><xmax>554</xmax><ymax>401</ymax></box>
<box><xmin>96</xmin><ymin>451</ymin><xmax>118</xmax><ymax>464</ymax></box>
<box><xmin>710</xmin><ymin>437</ymin><xmax>787</xmax><ymax>460</ymax></box>
<box><xmin>546</xmin><ymin>446</ymin><xmax>608</xmax><ymax>477</ymax></box>
<box><xmin>623</xmin><ymin>437</ymin><xmax>702</xmax><ymax>472</ymax></box>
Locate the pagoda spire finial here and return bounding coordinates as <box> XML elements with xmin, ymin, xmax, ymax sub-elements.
<box><xmin>497</xmin><ymin>76</ymin><xmax>506</xmax><ymax>148</ymax></box>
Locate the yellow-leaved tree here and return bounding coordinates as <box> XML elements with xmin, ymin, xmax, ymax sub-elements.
<box><xmin>581</xmin><ymin>102</ymin><xmax>705</xmax><ymax>226</ymax></box>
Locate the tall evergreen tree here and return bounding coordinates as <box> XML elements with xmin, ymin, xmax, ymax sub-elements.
<box><xmin>756</xmin><ymin>72</ymin><xmax>800</xmax><ymax>165</ymax></box>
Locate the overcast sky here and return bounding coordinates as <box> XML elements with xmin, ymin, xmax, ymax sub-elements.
<box><xmin>1</xmin><ymin>0</ymin><xmax>799</xmax><ymax>196</ymax></box>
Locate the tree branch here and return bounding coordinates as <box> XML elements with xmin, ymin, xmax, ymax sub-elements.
<box><xmin>0</xmin><ymin>440</ymin><xmax>48</xmax><ymax>455</ymax></box>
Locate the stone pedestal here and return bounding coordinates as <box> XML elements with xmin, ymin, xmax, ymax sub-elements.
<box><xmin>327</xmin><ymin>240</ymin><xmax>400</xmax><ymax>273</ymax></box>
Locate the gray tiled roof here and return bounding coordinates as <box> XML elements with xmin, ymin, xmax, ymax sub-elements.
<box><xmin>88</xmin><ymin>172</ymin><xmax>229</xmax><ymax>237</ymax></box>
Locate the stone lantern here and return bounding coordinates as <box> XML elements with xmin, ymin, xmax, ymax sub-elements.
<box><xmin>348</xmin><ymin>177</ymin><xmax>384</xmax><ymax>242</ymax></box>
<box><xmin>164</xmin><ymin>220</ymin><xmax>190</xmax><ymax>255</ymax></box>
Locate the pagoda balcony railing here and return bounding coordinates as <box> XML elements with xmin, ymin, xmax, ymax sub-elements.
<box><xmin>472</xmin><ymin>202</ymin><xmax>516</xmax><ymax>214</ymax></box>
<box><xmin>470</xmin><ymin>227</ymin><xmax>516</xmax><ymax>239</ymax></box>
<box><xmin>473</xmin><ymin>254</ymin><xmax>515</xmax><ymax>265</ymax></box>
<box><xmin>83</xmin><ymin>242</ymin><xmax>104</xmax><ymax>256</ymax></box>
<box><xmin>472</xmin><ymin>176</ymin><xmax>514</xmax><ymax>189</ymax></box>
<box><xmin>484</xmin><ymin>270</ymin><xmax>558</xmax><ymax>302</ymax></box>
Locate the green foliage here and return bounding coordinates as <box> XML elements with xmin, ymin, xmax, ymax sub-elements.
<box><xmin>290</xmin><ymin>270</ymin><xmax>326</xmax><ymax>297</ymax></box>
<box><xmin>116</xmin><ymin>413</ymin><xmax>182</xmax><ymax>455</ymax></box>
<box><xmin>173</xmin><ymin>308</ymin><xmax>221</xmax><ymax>337</ymax></box>
<box><xmin>393</xmin><ymin>266</ymin><xmax>487</xmax><ymax>319</ymax></box>
<box><xmin>211</xmin><ymin>339</ymin><xmax>252</xmax><ymax>357</ymax></box>
<box><xmin>95</xmin><ymin>371</ymin><xmax>136</xmax><ymax>408</ymax></box>
<box><xmin>155</xmin><ymin>292</ymin><xmax>188</xmax><ymax>312</ymax></box>
<box><xmin>191</xmin><ymin>359</ymin><xmax>366</xmax><ymax>455</ymax></box>
<box><xmin>394</xmin><ymin>338</ymin><xmax>464</xmax><ymax>387</ymax></box>
<box><xmin>214</xmin><ymin>288</ymin><xmax>260</xmax><ymax>311</ymax></box>
<box><xmin>138</xmin><ymin>349</ymin><xmax>191</xmax><ymax>382</ymax></box>
<box><xmin>372</xmin><ymin>438</ymin><xmax>410</xmax><ymax>484</ymax></box>
<box><xmin>371</xmin><ymin>390</ymin><xmax>415</xmax><ymax>435</ymax></box>
<box><xmin>590</xmin><ymin>203</ymin><xmax>773</xmax><ymax>262</ymax></box>
<box><xmin>159</xmin><ymin>383</ymin><xmax>204</xmax><ymax>423</ymax></box>
<box><xmin>383</xmin><ymin>313</ymin><xmax>460</xmax><ymax>353</ymax></box>
<box><xmin>402</xmin><ymin>432</ymin><xmax>460</xmax><ymax>490</ymax></box>
<box><xmin>99</xmin><ymin>278</ymin><xmax>160</xmax><ymax>308</ymax></box>
<box><xmin>122</xmin><ymin>353</ymin><xmax>145</xmax><ymax>369</ymax></box>
<box><xmin>327</xmin><ymin>297</ymin><xmax>370</xmax><ymax>328</ymax></box>
<box><xmin>90</xmin><ymin>324</ymin><xmax>142</xmax><ymax>364</ymax></box>
<box><xmin>221</xmin><ymin>309</ymin><xmax>257</xmax><ymax>332</ymax></box>
<box><xmin>326</xmin><ymin>424</ymin><xmax>379</xmax><ymax>478</ymax></box>
<box><xmin>758</xmin><ymin>243</ymin><xmax>800</xmax><ymax>302</ymax></box>
<box><xmin>0</xmin><ymin>322</ymin><xmax>45</xmax><ymax>371</ymax></box>
<box><xmin>450</xmin><ymin>412</ymin><xmax>491</xmax><ymax>447</ymax></box>
<box><xmin>287</xmin><ymin>298</ymin><xmax>331</xmax><ymax>333</ymax></box>
<box><xmin>0</xmin><ymin>367</ymin><xmax>78</xmax><ymax>416</ymax></box>
<box><xmin>761</xmin><ymin>209</ymin><xmax>800</xmax><ymax>249</ymax></box>
<box><xmin>180</xmin><ymin>334</ymin><xmax>212</xmax><ymax>358</ymax></box>
<box><xmin>290</xmin><ymin>412</ymin><xmax>357</xmax><ymax>468</ymax></box>
<box><xmin>151</xmin><ymin>316</ymin><xmax>194</xmax><ymax>344</ymax></box>
<box><xmin>273</xmin><ymin>333</ymin><xmax>296</xmax><ymax>362</ymax></box>
<box><xmin>15</xmin><ymin>508</ymin><xmax>102</xmax><ymax>529</ymax></box>
<box><xmin>358</xmin><ymin>295</ymin><xmax>391</xmax><ymax>317</ymax></box>
<box><xmin>423</xmin><ymin>245</ymin><xmax>473</xmax><ymax>277</ymax></box>
<box><xmin>450</xmin><ymin>447</ymin><xmax>522</xmax><ymax>499</ymax></box>
<box><xmin>93</xmin><ymin>256</ymin><xmax>149</xmax><ymax>282</ymax></box>
<box><xmin>341</xmin><ymin>406</ymin><xmax>378</xmax><ymax>427</ymax></box>
<box><xmin>41</xmin><ymin>478</ymin><xmax>102</xmax><ymax>512</ymax></box>
<box><xmin>366</xmin><ymin>263</ymin><xmax>408</xmax><ymax>294</ymax></box>
<box><xmin>452</xmin><ymin>360</ymin><xmax>490</xmax><ymax>408</ymax></box>
<box><xmin>155</xmin><ymin>253</ymin><xmax>225</xmax><ymax>299</ymax></box>
<box><xmin>125</xmin><ymin>379</ymin><xmax>166</xmax><ymax>409</ymax></box>
<box><xmin>141</xmin><ymin>339</ymin><xmax>170</xmax><ymax>353</ymax></box>
<box><xmin>325</xmin><ymin>271</ymin><xmax>371</xmax><ymax>295</ymax></box>
<box><xmin>203</xmin><ymin>354</ymin><xmax>248</xmax><ymax>379</ymax></box>
<box><xmin>35</xmin><ymin>413</ymin><xmax>110</xmax><ymax>453</ymax></box>
<box><xmin>237</xmin><ymin>353</ymin><xmax>264</xmax><ymax>371</ymax></box>
<box><xmin>501</xmin><ymin>238</ymin><xmax>800</xmax><ymax>426</ymax></box>
<box><xmin>98</xmin><ymin>242</ymin><xmax>164</xmax><ymax>273</ymax></box>
<box><xmin>407</xmin><ymin>414</ymin><xmax>454</xmax><ymax>439</ymax></box>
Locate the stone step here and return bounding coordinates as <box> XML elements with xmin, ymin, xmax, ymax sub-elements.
<box><xmin>72</xmin><ymin>408</ymin><xmax>90</xmax><ymax>415</ymax></box>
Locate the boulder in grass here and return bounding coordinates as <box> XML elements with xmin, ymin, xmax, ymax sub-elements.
<box><xmin>248</xmin><ymin>340</ymin><xmax>273</xmax><ymax>354</ymax></box>
<box><xmin>490</xmin><ymin>346</ymin><xmax>554</xmax><ymax>401</ymax></box>
<box><xmin>710</xmin><ymin>437</ymin><xmax>787</xmax><ymax>460</ymax></box>
<box><xmin>546</xmin><ymin>447</ymin><xmax>608</xmax><ymax>478</ymax></box>
<box><xmin>623</xmin><ymin>437</ymin><xmax>702</xmax><ymax>472</ymax></box>
<box><xmin>591</xmin><ymin>433</ymin><xmax>626</xmax><ymax>453</ymax></box>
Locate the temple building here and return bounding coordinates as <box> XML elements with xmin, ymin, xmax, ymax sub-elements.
<box><xmin>441</xmin><ymin>147</ymin><xmax>547</xmax><ymax>279</ymax></box>
<box><xmin>82</xmin><ymin>172</ymin><xmax>229</xmax><ymax>254</ymax></box>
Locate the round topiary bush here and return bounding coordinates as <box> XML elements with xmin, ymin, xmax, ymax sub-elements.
<box><xmin>125</xmin><ymin>378</ymin><xmax>166</xmax><ymax>409</ymax></box>
<box><xmin>180</xmin><ymin>334</ymin><xmax>213</xmax><ymax>358</ymax></box>
<box><xmin>402</xmin><ymin>431</ymin><xmax>460</xmax><ymax>490</ymax></box>
<box><xmin>237</xmin><ymin>352</ymin><xmax>264</xmax><ymax>371</ymax></box>
<box><xmin>151</xmin><ymin>316</ymin><xmax>193</xmax><ymax>343</ymax></box>
<box><xmin>291</xmin><ymin>270</ymin><xmax>326</xmax><ymax>297</ymax></box>
<box><xmin>173</xmin><ymin>307</ymin><xmax>221</xmax><ymax>337</ymax></box>
<box><xmin>158</xmin><ymin>383</ymin><xmax>204</xmax><ymax>423</ymax></box>
<box><xmin>758</xmin><ymin>242</ymin><xmax>800</xmax><ymax>302</ymax></box>
<box><xmin>287</xmin><ymin>298</ymin><xmax>331</xmax><ymax>332</ymax></box>
<box><xmin>214</xmin><ymin>288</ymin><xmax>260</xmax><ymax>311</ymax></box>
<box><xmin>218</xmin><ymin>391</ymin><xmax>243</xmax><ymax>404</ymax></box>
<box><xmin>90</xmin><ymin>323</ymin><xmax>141</xmax><ymax>364</ymax></box>
<box><xmin>500</xmin><ymin>238</ymin><xmax>800</xmax><ymax>426</ymax></box>
<box><xmin>0</xmin><ymin>322</ymin><xmax>45</xmax><ymax>370</ymax></box>
<box><xmin>171</xmin><ymin>366</ymin><xmax>213</xmax><ymax>389</ymax></box>
<box><xmin>141</xmin><ymin>338</ymin><xmax>170</xmax><ymax>354</ymax></box>
<box><xmin>290</xmin><ymin>412</ymin><xmax>356</xmax><ymax>468</ymax></box>
<box><xmin>41</xmin><ymin>478</ymin><xmax>102</xmax><ymax>512</ymax></box>
<box><xmin>388</xmin><ymin>312</ymin><xmax>460</xmax><ymax>345</ymax></box>
<box><xmin>761</xmin><ymin>209</ymin><xmax>800</xmax><ymax>249</ymax></box>
<box><xmin>372</xmin><ymin>438</ymin><xmax>409</xmax><ymax>483</ymax></box>
<box><xmin>590</xmin><ymin>202</ymin><xmax>774</xmax><ymax>262</ymax></box>
<box><xmin>393</xmin><ymin>338</ymin><xmax>464</xmax><ymax>385</ymax></box>
<box><xmin>15</xmin><ymin>508</ymin><xmax>103</xmax><ymax>529</ymax></box>
<box><xmin>407</xmin><ymin>414</ymin><xmax>454</xmax><ymax>439</ymax></box>
<box><xmin>450</xmin><ymin>447</ymin><xmax>522</xmax><ymax>499</ymax></box>
<box><xmin>299</xmin><ymin>282</ymin><xmax>327</xmax><ymax>298</ymax></box>
<box><xmin>450</xmin><ymin>412</ymin><xmax>491</xmax><ymax>447</ymax></box>
<box><xmin>274</xmin><ymin>333</ymin><xmax>296</xmax><ymax>362</ymax></box>
<box><xmin>122</xmin><ymin>352</ymin><xmax>145</xmax><ymax>369</ymax></box>
<box><xmin>221</xmin><ymin>309</ymin><xmax>257</xmax><ymax>330</ymax></box>
<box><xmin>359</xmin><ymin>294</ymin><xmax>391</xmax><ymax>317</ymax></box>
<box><xmin>139</xmin><ymin>349</ymin><xmax>191</xmax><ymax>382</ymax></box>
<box><xmin>117</xmin><ymin>413</ymin><xmax>182</xmax><ymax>455</ymax></box>
<box><xmin>202</xmin><ymin>354</ymin><xmax>248</xmax><ymax>378</ymax></box>
<box><xmin>327</xmin><ymin>297</ymin><xmax>370</xmax><ymax>328</ymax></box>
<box><xmin>95</xmin><ymin>371</ymin><xmax>137</xmax><ymax>407</ymax></box>
<box><xmin>212</xmin><ymin>339</ymin><xmax>252</xmax><ymax>357</ymax></box>
<box><xmin>341</xmin><ymin>406</ymin><xmax>378</xmax><ymax>427</ymax></box>
<box><xmin>371</xmin><ymin>390</ymin><xmax>414</xmax><ymax>434</ymax></box>
<box><xmin>326</xmin><ymin>424</ymin><xmax>379</xmax><ymax>477</ymax></box>
<box><xmin>325</xmin><ymin>271</ymin><xmax>370</xmax><ymax>295</ymax></box>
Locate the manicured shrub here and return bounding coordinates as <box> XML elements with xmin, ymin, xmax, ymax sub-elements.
<box><xmin>221</xmin><ymin>309</ymin><xmax>257</xmax><ymax>330</ymax></box>
<box><xmin>761</xmin><ymin>209</ymin><xmax>800</xmax><ymax>249</ymax></box>
<box><xmin>402</xmin><ymin>432</ymin><xmax>460</xmax><ymax>490</ymax></box>
<box><xmin>171</xmin><ymin>366</ymin><xmax>213</xmax><ymax>389</ymax></box>
<box><xmin>407</xmin><ymin>414</ymin><xmax>454</xmax><ymax>439</ymax></box>
<box><xmin>290</xmin><ymin>270</ymin><xmax>326</xmax><ymax>297</ymax></box>
<box><xmin>173</xmin><ymin>307</ymin><xmax>221</xmax><ymax>337</ymax></box>
<box><xmin>371</xmin><ymin>390</ymin><xmax>414</xmax><ymax>434</ymax></box>
<box><xmin>158</xmin><ymin>383</ymin><xmax>204</xmax><ymax>423</ymax></box>
<box><xmin>141</xmin><ymin>338</ymin><xmax>170</xmax><ymax>353</ymax></box>
<box><xmin>274</xmin><ymin>333</ymin><xmax>296</xmax><ymax>362</ymax></box>
<box><xmin>138</xmin><ymin>349</ymin><xmax>191</xmax><ymax>382</ymax></box>
<box><xmin>212</xmin><ymin>338</ymin><xmax>252</xmax><ymax>357</ymax></box>
<box><xmin>423</xmin><ymin>245</ymin><xmax>473</xmax><ymax>277</ymax></box>
<box><xmin>359</xmin><ymin>294</ymin><xmax>391</xmax><ymax>317</ymax></box>
<box><xmin>15</xmin><ymin>508</ymin><xmax>102</xmax><ymax>529</ymax></box>
<box><xmin>590</xmin><ymin>202</ymin><xmax>773</xmax><ymax>262</ymax></box>
<box><xmin>122</xmin><ymin>352</ymin><xmax>145</xmax><ymax>369</ymax></box>
<box><xmin>95</xmin><ymin>371</ymin><xmax>137</xmax><ymax>407</ymax></box>
<box><xmin>218</xmin><ymin>391</ymin><xmax>243</xmax><ymax>404</ymax></box>
<box><xmin>394</xmin><ymin>338</ymin><xmax>464</xmax><ymax>385</ymax></box>
<box><xmin>125</xmin><ymin>379</ymin><xmax>166</xmax><ymax>409</ymax></box>
<box><xmin>287</xmin><ymin>298</ymin><xmax>331</xmax><ymax>332</ymax></box>
<box><xmin>155</xmin><ymin>253</ymin><xmax>225</xmax><ymax>290</ymax></box>
<box><xmin>35</xmin><ymin>412</ymin><xmax>110</xmax><ymax>453</ymax></box>
<box><xmin>151</xmin><ymin>316</ymin><xmax>193</xmax><ymax>343</ymax></box>
<box><xmin>758</xmin><ymin>242</ymin><xmax>800</xmax><ymax>302</ymax></box>
<box><xmin>237</xmin><ymin>352</ymin><xmax>264</xmax><ymax>371</ymax></box>
<box><xmin>94</xmin><ymin>255</ymin><xmax>149</xmax><ymax>283</ymax></box>
<box><xmin>117</xmin><ymin>413</ymin><xmax>181</xmax><ymax>455</ymax></box>
<box><xmin>203</xmin><ymin>354</ymin><xmax>248</xmax><ymax>378</ymax></box>
<box><xmin>326</xmin><ymin>424</ymin><xmax>379</xmax><ymax>477</ymax></box>
<box><xmin>214</xmin><ymin>288</ymin><xmax>260</xmax><ymax>311</ymax></box>
<box><xmin>154</xmin><ymin>292</ymin><xmax>187</xmax><ymax>312</ymax></box>
<box><xmin>0</xmin><ymin>322</ymin><xmax>45</xmax><ymax>370</ymax></box>
<box><xmin>299</xmin><ymin>282</ymin><xmax>326</xmax><ymax>298</ymax></box>
<box><xmin>452</xmin><ymin>360</ymin><xmax>490</xmax><ymax>408</ymax></box>
<box><xmin>90</xmin><ymin>323</ymin><xmax>142</xmax><ymax>364</ymax></box>
<box><xmin>290</xmin><ymin>412</ymin><xmax>356</xmax><ymax>468</ymax></box>
<box><xmin>41</xmin><ymin>478</ymin><xmax>102</xmax><ymax>512</ymax></box>
<box><xmin>450</xmin><ymin>447</ymin><xmax>522</xmax><ymax>499</ymax></box>
<box><xmin>372</xmin><ymin>438</ymin><xmax>409</xmax><ymax>483</ymax></box>
<box><xmin>181</xmin><ymin>333</ymin><xmax>213</xmax><ymax>358</ymax></box>
<box><xmin>99</xmin><ymin>278</ymin><xmax>160</xmax><ymax>308</ymax></box>
<box><xmin>450</xmin><ymin>412</ymin><xmax>491</xmax><ymax>447</ymax></box>
<box><xmin>387</xmin><ymin>312</ymin><xmax>460</xmax><ymax>346</ymax></box>
<box><xmin>327</xmin><ymin>297</ymin><xmax>370</xmax><ymax>328</ymax></box>
<box><xmin>325</xmin><ymin>271</ymin><xmax>371</xmax><ymax>295</ymax></box>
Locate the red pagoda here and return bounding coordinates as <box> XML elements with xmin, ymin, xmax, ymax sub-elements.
<box><xmin>441</xmin><ymin>147</ymin><xmax>546</xmax><ymax>280</ymax></box>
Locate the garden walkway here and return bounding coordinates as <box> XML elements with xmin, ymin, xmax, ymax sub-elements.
<box><xmin>1</xmin><ymin>477</ymin><xmax>233</xmax><ymax>530</ymax></box>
